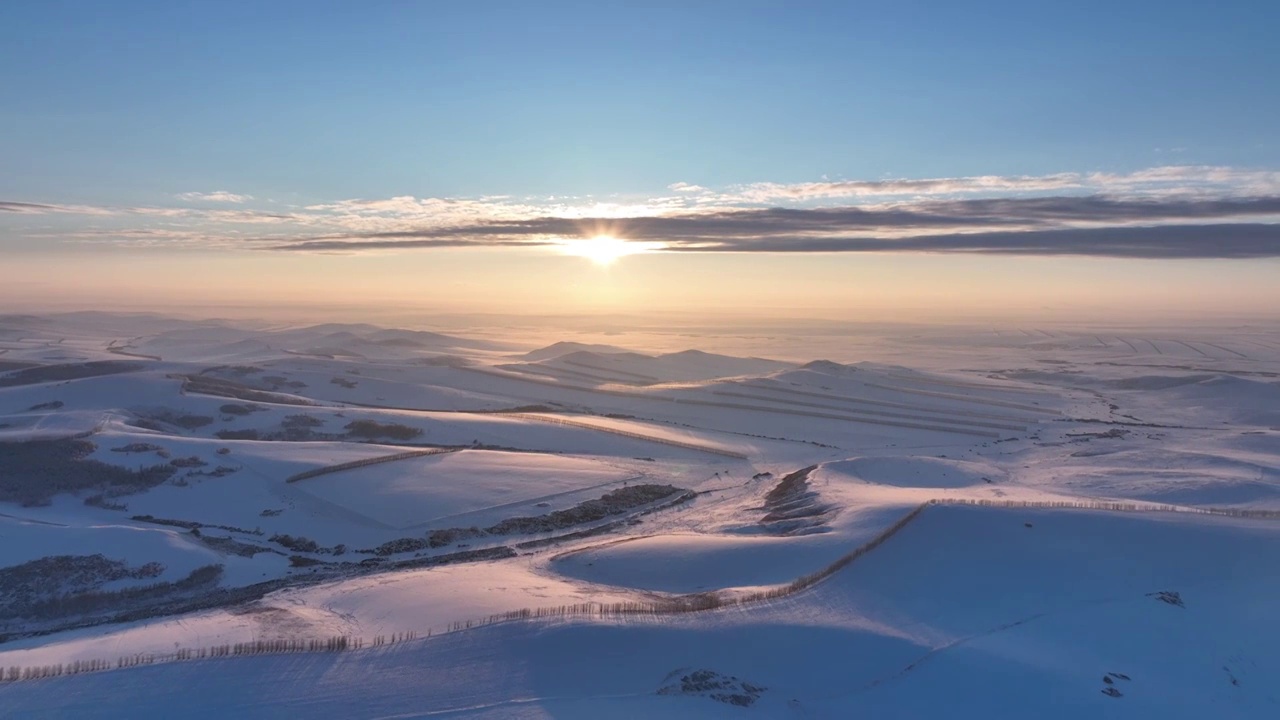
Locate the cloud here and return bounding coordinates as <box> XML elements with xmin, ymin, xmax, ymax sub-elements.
<box><xmin>50</xmin><ymin>228</ymin><xmax>247</xmax><ymax>249</ymax></box>
<box><xmin>0</xmin><ymin>201</ymin><xmax>115</xmax><ymax>216</ymax></box>
<box><xmin>725</xmin><ymin>166</ymin><xmax>1280</xmax><ymax>203</ymax></box>
<box><xmin>268</xmin><ymin>223</ymin><xmax>1280</xmax><ymax>259</ymax></box>
<box><xmin>668</xmin><ymin>223</ymin><xmax>1280</xmax><ymax>259</ymax></box>
<box><xmin>733</xmin><ymin>173</ymin><xmax>1083</xmax><ymax>202</ymax></box>
<box><xmin>0</xmin><ymin>201</ymin><xmax>58</xmax><ymax>213</ymax></box>
<box><xmin>175</xmin><ymin>191</ymin><xmax>253</xmax><ymax>203</ymax></box>
<box><xmin>263</xmin><ymin>237</ymin><xmax>560</xmax><ymax>252</ymax></box>
<box><xmin>146</xmin><ymin>208</ymin><xmax>301</xmax><ymax>224</ymax></box>
<box><xmin>5</xmin><ymin>165</ymin><xmax>1280</xmax><ymax>258</ymax></box>
<box><xmin>261</xmin><ymin>194</ymin><xmax>1280</xmax><ymax>258</ymax></box>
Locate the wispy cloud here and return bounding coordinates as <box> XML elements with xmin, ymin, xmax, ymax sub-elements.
<box><xmin>695</xmin><ymin>166</ymin><xmax>1280</xmax><ymax>204</ymax></box>
<box><xmin>175</xmin><ymin>191</ymin><xmax>254</xmax><ymax>203</ymax></box>
<box><xmin>4</xmin><ymin>165</ymin><xmax>1279</xmax><ymax>259</ymax></box>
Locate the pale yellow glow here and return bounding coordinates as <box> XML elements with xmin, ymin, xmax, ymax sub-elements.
<box><xmin>559</xmin><ymin>236</ymin><xmax>657</xmax><ymax>265</ymax></box>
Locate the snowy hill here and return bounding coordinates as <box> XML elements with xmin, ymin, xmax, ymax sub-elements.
<box><xmin>0</xmin><ymin>314</ymin><xmax>1278</xmax><ymax>717</ymax></box>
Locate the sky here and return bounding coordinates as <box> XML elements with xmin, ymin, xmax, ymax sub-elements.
<box><xmin>2</xmin><ymin>0</ymin><xmax>1279</xmax><ymax>321</ymax></box>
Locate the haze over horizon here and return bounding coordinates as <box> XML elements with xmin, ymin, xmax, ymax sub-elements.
<box><xmin>3</xmin><ymin>0</ymin><xmax>1278</xmax><ymax>321</ymax></box>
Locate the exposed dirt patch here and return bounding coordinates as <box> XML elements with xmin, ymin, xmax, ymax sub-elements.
<box><xmin>658</xmin><ymin>668</ymin><xmax>767</xmax><ymax>707</ymax></box>
<box><xmin>760</xmin><ymin>465</ymin><xmax>834</xmax><ymax>535</ymax></box>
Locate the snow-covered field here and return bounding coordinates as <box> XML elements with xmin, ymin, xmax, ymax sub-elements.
<box><xmin>293</xmin><ymin>450</ymin><xmax>638</xmax><ymax>529</ymax></box>
<box><xmin>1</xmin><ymin>312</ymin><xmax>1278</xmax><ymax>718</ymax></box>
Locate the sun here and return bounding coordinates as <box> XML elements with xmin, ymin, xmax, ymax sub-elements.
<box><xmin>560</xmin><ymin>235</ymin><xmax>644</xmax><ymax>265</ymax></box>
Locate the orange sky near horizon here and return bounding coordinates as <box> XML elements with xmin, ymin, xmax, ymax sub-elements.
<box><xmin>5</xmin><ymin>246</ymin><xmax>1278</xmax><ymax>324</ymax></box>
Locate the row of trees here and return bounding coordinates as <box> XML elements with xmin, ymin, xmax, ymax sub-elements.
<box><xmin>929</xmin><ymin>497</ymin><xmax>1280</xmax><ymax>518</ymax></box>
<box><xmin>285</xmin><ymin>448</ymin><xmax>451</xmax><ymax>484</ymax></box>
<box><xmin>0</xmin><ymin>632</ymin><xmax>438</xmax><ymax>684</ymax></box>
<box><xmin>0</xmin><ymin>635</ymin><xmax>372</xmax><ymax>683</ymax></box>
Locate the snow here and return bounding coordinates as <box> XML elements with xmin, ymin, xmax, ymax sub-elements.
<box><xmin>291</xmin><ymin>450</ymin><xmax>636</xmax><ymax>529</ymax></box>
<box><xmin>3</xmin><ymin>506</ymin><xmax>1277</xmax><ymax>718</ymax></box>
<box><xmin>550</xmin><ymin>504</ymin><xmax>909</xmax><ymax>593</ymax></box>
<box><xmin>0</xmin><ymin>520</ymin><xmax>219</xmax><ymax>583</ymax></box>
<box><xmin>821</xmin><ymin>455</ymin><xmax>1007</xmax><ymax>489</ymax></box>
<box><xmin>1</xmin><ymin>313</ymin><xmax>1278</xmax><ymax>718</ymax></box>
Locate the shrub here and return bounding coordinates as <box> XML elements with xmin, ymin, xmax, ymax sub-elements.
<box><xmin>0</xmin><ymin>439</ymin><xmax>176</xmax><ymax>506</ymax></box>
<box><xmin>215</xmin><ymin>429</ymin><xmax>260</xmax><ymax>440</ymax></box>
<box><xmin>180</xmin><ymin>375</ymin><xmax>316</xmax><ymax>406</ymax></box>
<box><xmin>133</xmin><ymin>410</ymin><xmax>214</xmax><ymax>430</ymax></box>
<box><xmin>372</xmin><ymin>537</ymin><xmax>429</xmax><ymax>556</ymax></box>
<box><xmin>27</xmin><ymin>400</ymin><xmax>64</xmax><ymax>411</ymax></box>
<box><xmin>0</xmin><ymin>361</ymin><xmax>140</xmax><ymax>388</ymax></box>
<box><xmin>170</xmin><ymin>456</ymin><xmax>207</xmax><ymax>468</ymax></box>
<box><xmin>371</xmin><ymin>487</ymin><xmax>688</xmax><ymax>555</ymax></box>
<box><xmin>488</xmin><ymin>484</ymin><xmax>683</xmax><ymax>535</ymax></box>
<box><xmin>343</xmin><ymin>420</ymin><xmax>422</xmax><ymax>441</ymax></box>
<box><xmin>83</xmin><ymin>494</ymin><xmax>128</xmax><ymax>511</ymax></box>
<box><xmin>0</xmin><ymin>555</ymin><xmax>199</xmax><ymax>622</ymax></box>
<box><xmin>269</xmin><ymin>534</ymin><xmax>320</xmax><ymax>553</ymax></box>
<box><xmin>111</xmin><ymin>443</ymin><xmax>164</xmax><ymax>454</ymax></box>
<box><xmin>261</xmin><ymin>376</ymin><xmax>306</xmax><ymax>391</ymax></box>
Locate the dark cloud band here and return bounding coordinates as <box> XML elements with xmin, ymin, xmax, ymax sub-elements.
<box><xmin>675</xmin><ymin>223</ymin><xmax>1280</xmax><ymax>259</ymax></box>
<box><xmin>0</xmin><ymin>201</ymin><xmax>60</xmax><ymax>213</ymax></box>
<box><xmin>265</xmin><ymin>194</ymin><xmax>1280</xmax><ymax>258</ymax></box>
<box><xmin>269</xmin><ymin>223</ymin><xmax>1280</xmax><ymax>258</ymax></box>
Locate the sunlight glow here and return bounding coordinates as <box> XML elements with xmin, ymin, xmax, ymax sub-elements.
<box><xmin>559</xmin><ymin>236</ymin><xmax>661</xmax><ymax>265</ymax></box>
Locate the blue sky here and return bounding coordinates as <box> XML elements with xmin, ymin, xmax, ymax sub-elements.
<box><xmin>1</xmin><ymin>1</ymin><xmax>1278</xmax><ymax>318</ymax></box>
<box><xmin>3</xmin><ymin>0</ymin><xmax>1278</xmax><ymax>204</ymax></box>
